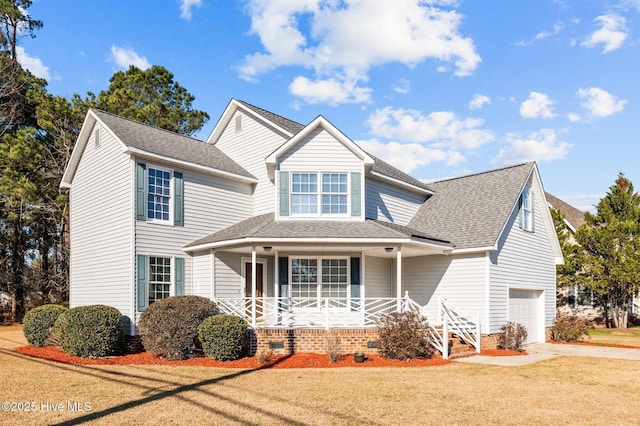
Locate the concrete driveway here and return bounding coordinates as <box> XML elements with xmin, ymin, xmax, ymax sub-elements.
<box><xmin>455</xmin><ymin>343</ymin><xmax>640</xmax><ymax>366</ymax></box>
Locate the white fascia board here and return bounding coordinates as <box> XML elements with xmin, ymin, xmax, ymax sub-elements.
<box><xmin>184</xmin><ymin>236</ymin><xmax>450</xmax><ymax>253</ymax></box>
<box><xmin>60</xmin><ymin>109</ymin><xmax>130</xmax><ymax>188</ymax></box>
<box><xmin>265</xmin><ymin>116</ymin><xmax>374</xmax><ymax>166</ymax></box>
<box><xmin>207</xmin><ymin>99</ymin><xmax>295</xmax><ymax>144</ymax></box>
<box><xmin>449</xmin><ymin>246</ymin><xmax>496</xmax><ymax>255</ymax></box>
<box><xmin>124</xmin><ymin>147</ymin><xmax>258</xmax><ymax>184</ymax></box>
<box><xmin>368</xmin><ymin>170</ymin><xmax>434</xmax><ymax>196</ymax></box>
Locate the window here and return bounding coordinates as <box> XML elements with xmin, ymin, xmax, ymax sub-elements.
<box><xmin>520</xmin><ymin>188</ymin><xmax>533</xmax><ymax>232</ymax></box>
<box><xmin>291</xmin><ymin>173</ymin><xmax>318</xmax><ymax>214</ymax></box>
<box><xmin>570</xmin><ymin>285</ymin><xmax>594</xmax><ymax>307</ymax></box>
<box><xmin>290</xmin><ymin>172</ymin><xmax>348</xmax><ymax>216</ymax></box>
<box><xmin>149</xmin><ymin>256</ymin><xmax>171</xmax><ymax>304</ymax></box>
<box><xmin>147</xmin><ymin>167</ymin><xmax>171</xmax><ymax>221</ymax></box>
<box><xmin>290</xmin><ymin>257</ymin><xmax>349</xmax><ymax>306</ymax></box>
<box><xmin>322</xmin><ymin>174</ymin><xmax>348</xmax><ymax>214</ymax></box>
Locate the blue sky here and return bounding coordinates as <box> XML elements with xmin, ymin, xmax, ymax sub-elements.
<box><xmin>18</xmin><ymin>0</ymin><xmax>640</xmax><ymax>211</ymax></box>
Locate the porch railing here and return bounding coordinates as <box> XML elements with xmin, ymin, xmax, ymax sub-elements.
<box><xmin>214</xmin><ymin>294</ymin><xmax>480</xmax><ymax>359</ymax></box>
<box><xmin>441</xmin><ymin>298</ymin><xmax>482</xmax><ymax>354</ymax></box>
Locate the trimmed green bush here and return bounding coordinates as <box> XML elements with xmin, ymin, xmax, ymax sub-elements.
<box><xmin>497</xmin><ymin>321</ymin><xmax>528</xmax><ymax>351</ymax></box>
<box><xmin>54</xmin><ymin>305</ymin><xmax>124</xmax><ymax>358</ymax></box>
<box><xmin>23</xmin><ymin>304</ymin><xmax>68</xmax><ymax>347</ymax></box>
<box><xmin>377</xmin><ymin>311</ymin><xmax>434</xmax><ymax>360</ymax></box>
<box><xmin>139</xmin><ymin>296</ymin><xmax>219</xmax><ymax>360</ymax></box>
<box><xmin>552</xmin><ymin>316</ymin><xmax>590</xmax><ymax>342</ymax></box>
<box><xmin>198</xmin><ymin>315</ymin><xmax>249</xmax><ymax>361</ymax></box>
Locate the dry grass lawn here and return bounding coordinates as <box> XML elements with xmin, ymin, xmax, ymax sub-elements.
<box><xmin>587</xmin><ymin>327</ymin><xmax>640</xmax><ymax>347</ymax></box>
<box><xmin>2</xmin><ymin>325</ymin><xmax>640</xmax><ymax>425</ymax></box>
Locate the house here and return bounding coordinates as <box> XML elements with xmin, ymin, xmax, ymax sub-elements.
<box><xmin>60</xmin><ymin>99</ymin><xmax>563</xmax><ymax>356</ymax></box>
<box><xmin>545</xmin><ymin>193</ymin><xmax>601</xmax><ymax>320</ymax></box>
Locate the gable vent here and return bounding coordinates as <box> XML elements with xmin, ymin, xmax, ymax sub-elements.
<box><xmin>235</xmin><ymin>114</ymin><xmax>242</xmax><ymax>132</ymax></box>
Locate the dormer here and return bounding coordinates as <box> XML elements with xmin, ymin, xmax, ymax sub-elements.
<box><xmin>266</xmin><ymin>116</ymin><xmax>374</xmax><ymax>221</ymax></box>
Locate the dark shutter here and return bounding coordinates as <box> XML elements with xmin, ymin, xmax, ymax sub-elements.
<box><xmin>278</xmin><ymin>257</ymin><xmax>288</xmax><ymax>298</ymax></box>
<box><xmin>136</xmin><ymin>162</ymin><xmax>146</xmax><ymax>220</ymax></box>
<box><xmin>351</xmin><ymin>172</ymin><xmax>361</xmax><ymax>217</ymax></box>
<box><xmin>279</xmin><ymin>171</ymin><xmax>290</xmax><ymax>216</ymax></box>
<box><xmin>174</xmin><ymin>257</ymin><xmax>184</xmax><ymax>296</ymax></box>
<box><xmin>350</xmin><ymin>257</ymin><xmax>361</xmax><ymax>298</ymax></box>
<box><xmin>174</xmin><ymin>171</ymin><xmax>184</xmax><ymax>226</ymax></box>
<box><xmin>136</xmin><ymin>255</ymin><xmax>148</xmax><ymax>311</ymax></box>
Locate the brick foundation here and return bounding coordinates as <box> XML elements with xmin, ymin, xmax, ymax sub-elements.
<box><xmin>124</xmin><ymin>335</ymin><xmax>144</xmax><ymax>354</ymax></box>
<box><xmin>252</xmin><ymin>328</ymin><xmax>380</xmax><ymax>356</ymax></box>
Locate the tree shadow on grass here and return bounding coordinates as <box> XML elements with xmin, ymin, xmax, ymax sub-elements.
<box><xmin>2</xmin><ymin>346</ymin><xmax>304</xmax><ymax>425</ymax></box>
<box><xmin>2</xmin><ymin>346</ymin><xmax>385</xmax><ymax>426</ymax></box>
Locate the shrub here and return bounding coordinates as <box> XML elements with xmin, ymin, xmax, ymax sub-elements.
<box><xmin>23</xmin><ymin>304</ymin><xmax>68</xmax><ymax>347</ymax></box>
<box><xmin>377</xmin><ymin>311</ymin><xmax>434</xmax><ymax>360</ymax></box>
<box><xmin>198</xmin><ymin>314</ymin><xmax>249</xmax><ymax>361</ymax></box>
<box><xmin>325</xmin><ymin>331</ymin><xmax>342</xmax><ymax>363</ymax></box>
<box><xmin>256</xmin><ymin>349</ymin><xmax>273</xmax><ymax>364</ymax></box>
<box><xmin>553</xmin><ymin>316</ymin><xmax>590</xmax><ymax>342</ymax></box>
<box><xmin>54</xmin><ymin>305</ymin><xmax>124</xmax><ymax>358</ymax></box>
<box><xmin>139</xmin><ymin>296</ymin><xmax>219</xmax><ymax>360</ymax></box>
<box><xmin>497</xmin><ymin>321</ymin><xmax>528</xmax><ymax>351</ymax></box>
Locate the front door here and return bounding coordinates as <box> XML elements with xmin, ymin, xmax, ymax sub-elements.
<box><xmin>245</xmin><ymin>263</ymin><xmax>264</xmax><ymax>318</ymax></box>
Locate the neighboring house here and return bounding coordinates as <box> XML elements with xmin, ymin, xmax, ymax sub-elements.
<box><xmin>60</xmin><ymin>99</ymin><xmax>563</xmax><ymax>355</ymax></box>
<box><xmin>545</xmin><ymin>193</ymin><xmax>600</xmax><ymax>319</ymax></box>
<box><xmin>547</xmin><ymin>193</ymin><xmax>640</xmax><ymax>320</ymax></box>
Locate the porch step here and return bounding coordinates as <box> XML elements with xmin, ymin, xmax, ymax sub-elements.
<box><xmin>433</xmin><ymin>333</ymin><xmax>477</xmax><ymax>359</ymax></box>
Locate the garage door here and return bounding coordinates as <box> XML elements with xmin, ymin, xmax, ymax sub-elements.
<box><xmin>508</xmin><ymin>289</ymin><xmax>541</xmax><ymax>344</ymax></box>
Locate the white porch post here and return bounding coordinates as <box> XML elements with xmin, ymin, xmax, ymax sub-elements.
<box><xmin>396</xmin><ymin>246</ymin><xmax>402</xmax><ymax>312</ymax></box>
<box><xmin>251</xmin><ymin>246</ymin><xmax>256</xmax><ymax>328</ymax></box>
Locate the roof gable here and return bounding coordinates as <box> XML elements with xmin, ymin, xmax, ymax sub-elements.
<box><xmin>409</xmin><ymin>163</ymin><xmax>536</xmax><ymax>249</ymax></box>
<box><xmin>545</xmin><ymin>192</ymin><xmax>586</xmax><ymax>232</ymax></box>
<box><xmin>61</xmin><ymin>109</ymin><xmax>256</xmax><ymax>188</ymax></box>
<box><xmin>207</xmin><ymin>99</ymin><xmax>304</xmax><ymax>144</ymax></box>
<box><xmin>265</xmin><ymin>115</ymin><xmax>374</xmax><ymax>167</ymax></box>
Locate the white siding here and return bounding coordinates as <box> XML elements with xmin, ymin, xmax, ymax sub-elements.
<box><xmin>192</xmin><ymin>251</ymin><xmax>212</xmax><ymax>298</ymax></box>
<box><xmin>279</xmin><ymin>128</ymin><xmax>362</xmax><ymax>171</ymax></box>
<box><xmin>365</xmin><ymin>178</ymin><xmax>425</xmax><ymax>226</ymax></box>
<box><xmin>214</xmin><ymin>252</ymin><xmax>243</xmax><ymax>298</ymax></box>
<box><xmin>68</xmin><ymin>122</ymin><xmax>133</xmax><ymax>327</ymax></box>
<box><xmin>489</xmin><ymin>173</ymin><xmax>556</xmax><ymax>334</ymax></box>
<box><xmin>135</xmin><ymin>164</ymin><xmax>253</xmax><ymax>313</ymax></box>
<box><xmin>402</xmin><ymin>254</ymin><xmax>487</xmax><ymax>324</ymax></box>
<box><xmin>364</xmin><ymin>257</ymin><xmax>392</xmax><ymax>298</ymax></box>
<box><xmin>214</xmin><ymin>110</ymin><xmax>290</xmax><ymax>215</ymax></box>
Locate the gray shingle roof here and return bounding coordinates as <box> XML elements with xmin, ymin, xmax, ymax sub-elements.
<box><xmin>409</xmin><ymin>163</ymin><xmax>535</xmax><ymax>249</ymax></box>
<box><xmin>368</xmin><ymin>154</ymin><xmax>434</xmax><ymax>192</ymax></box>
<box><xmin>545</xmin><ymin>192</ymin><xmax>586</xmax><ymax>230</ymax></box>
<box><xmin>92</xmin><ymin>109</ymin><xmax>255</xmax><ymax>179</ymax></box>
<box><xmin>185</xmin><ymin>213</ymin><xmax>451</xmax><ymax>248</ymax></box>
<box><xmin>236</xmin><ymin>100</ymin><xmax>305</xmax><ymax>135</ymax></box>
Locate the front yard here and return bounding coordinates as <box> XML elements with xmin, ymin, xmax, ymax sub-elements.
<box><xmin>2</xmin><ymin>324</ymin><xmax>640</xmax><ymax>425</ymax></box>
<box><xmin>587</xmin><ymin>327</ymin><xmax>640</xmax><ymax>347</ymax></box>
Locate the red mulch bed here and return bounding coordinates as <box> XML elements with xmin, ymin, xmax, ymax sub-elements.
<box><xmin>480</xmin><ymin>349</ymin><xmax>527</xmax><ymax>356</ymax></box>
<box><xmin>15</xmin><ymin>346</ymin><xmax>451</xmax><ymax>369</ymax></box>
<box><xmin>549</xmin><ymin>340</ymin><xmax>640</xmax><ymax>349</ymax></box>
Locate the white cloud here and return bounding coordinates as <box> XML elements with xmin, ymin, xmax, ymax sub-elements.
<box><xmin>239</xmin><ymin>0</ymin><xmax>480</xmax><ymax>104</ymax></box>
<box><xmin>393</xmin><ymin>78</ymin><xmax>411</xmax><ymax>95</ymax></box>
<box><xmin>577</xmin><ymin>87</ymin><xmax>626</xmax><ymax>118</ymax></box>
<box><xmin>468</xmin><ymin>94</ymin><xmax>491</xmax><ymax>110</ymax></box>
<box><xmin>491</xmin><ymin>129</ymin><xmax>571</xmax><ymax>166</ymax></box>
<box><xmin>367</xmin><ymin>107</ymin><xmax>494</xmax><ymax>149</ymax></box>
<box><xmin>289</xmin><ymin>75</ymin><xmax>372</xmax><ymax>105</ymax></box>
<box><xmin>567</xmin><ymin>112</ymin><xmax>581</xmax><ymax>122</ymax></box>
<box><xmin>180</xmin><ymin>0</ymin><xmax>202</xmax><ymax>20</ymax></box>
<box><xmin>535</xmin><ymin>23</ymin><xmax>564</xmax><ymax>40</ymax></box>
<box><xmin>519</xmin><ymin>92</ymin><xmax>557</xmax><ymax>119</ymax></box>
<box><xmin>581</xmin><ymin>14</ymin><xmax>628</xmax><ymax>53</ymax></box>
<box><xmin>356</xmin><ymin>139</ymin><xmax>464</xmax><ymax>174</ymax></box>
<box><xmin>616</xmin><ymin>0</ymin><xmax>640</xmax><ymax>12</ymax></box>
<box><xmin>15</xmin><ymin>46</ymin><xmax>50</xmax><ymax>80</ymax></box>
<box><xmin>110</xmin><ymin>46</ymin><xmax>151</xmax><ymax>70</ymax></box>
